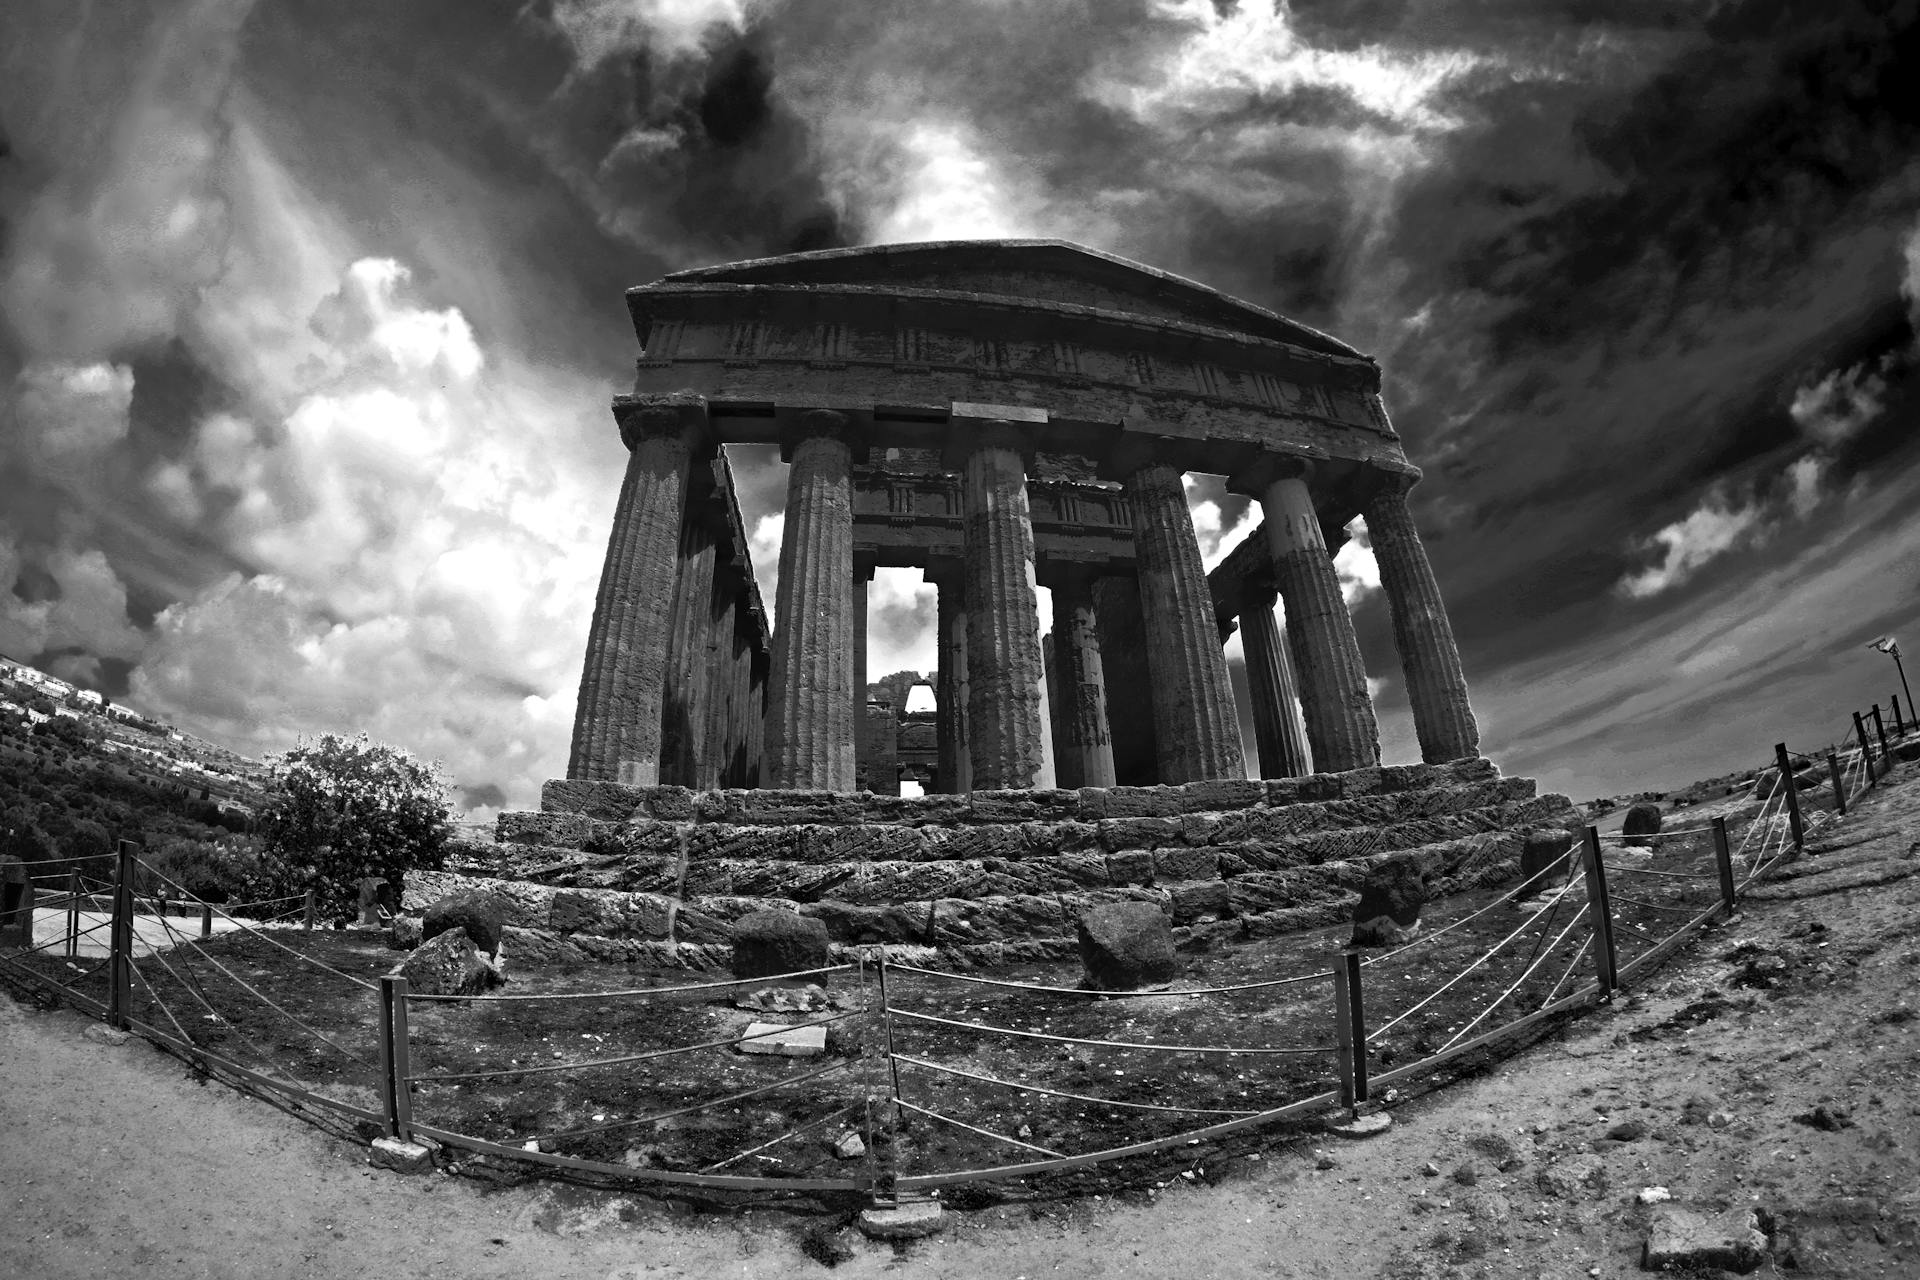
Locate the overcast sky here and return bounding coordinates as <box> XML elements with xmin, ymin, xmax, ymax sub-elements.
<box><xmin>2</xmin><ymin>0</ymin><xmax>1916</xmax><ymax>813</ymax></box>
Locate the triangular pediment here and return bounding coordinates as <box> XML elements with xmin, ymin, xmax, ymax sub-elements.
<box><xmin>663</xmin><ymin>240</ymin><xmax>1362</xmax><ymax>359</ymax></box>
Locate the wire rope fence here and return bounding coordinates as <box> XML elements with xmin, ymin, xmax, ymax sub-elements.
<box><xmin>0</xmin><ymin>708</ymin><xmax>1906</xmax><ymax>1201</ymax></box>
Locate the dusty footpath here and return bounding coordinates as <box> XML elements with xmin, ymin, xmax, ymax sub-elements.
<box><xmin>4</xmin><ymin>771</ymin><xmax>1920</xmax><ymax>1279</ymax></box>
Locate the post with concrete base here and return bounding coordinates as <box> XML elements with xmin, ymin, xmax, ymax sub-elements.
<box><xmin>1331</xmin><ymin>951</ymin><xmax>1368</xmax><ymax>1109</ymax></box>
<box><xmin>1827</xmin><ymin>751</ymin><xmax>1847</xmax><ymax>817</ymax></box>
<box><xmin>1711</xmin><ymin>817</ymin><xmax>1736</xmax><ymax>916</ymax></box>
<box><xmin>377</xmin><ymin>975</ymin><xmax>414</xmax><ymax>1141</ymax></box>
<box><xmin>1581</xmin><ymin>827</ymin><xmax>1617</xmax><ymax>1000</ymax></box>
<box><xmin>1774</xmin><ymin>743</ymin><xmax>1805</xmax><ymax>853</ymax></box>
<box><xmin>109</xmin><ymin>839</ymin><xmax>136</xmax><ymax>1030</ymax></box>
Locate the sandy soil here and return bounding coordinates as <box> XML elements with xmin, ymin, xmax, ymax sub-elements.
<box><xmin>4</xmin><ymin>768</ymin><xmax>1918</xmax><ymax>1279</ymax></box>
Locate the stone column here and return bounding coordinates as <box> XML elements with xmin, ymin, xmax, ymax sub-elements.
<box><xmin>1092</xmin><ymin>574</ymin><xmax>1157</xmax><ymax>785</ymax></box>
<box><xmin>746</xmin><ymin>652</ymin><xmax>768</xmax><ymax>786</ymax></box>
<box><xmin>852</xmin><ymin>556</ymin><xmax>875</xmax><ymax>789</ymax></box>
<box><xmin>1240</xmin><ymin>586</ymin><xmax>1311</xmax><ymax>778</ymax></box>
<box><xmin>929</xmin><ymin>562</ymin><xmax>971</xmax><ymax>793</ymax></box>
<box><xmin>764</xmin><ymin>410</ymin><xmax>858</xmax><ymax>791</ymax></box>
<box><xmin>1363</xmin><ymin>474</ymin><xmax>1480</xmax><ymax>762</ymax></box>
<box><xmin>956</xmin><ymin>422</ymin><xmax>1047</xmax><ymax>790</ymax></box>
<box><xmin>697</xmin><ymin>568</ymin><xmax>738</xmax><ymax>791</ymax></box>
<box><xmin>1245</xmin><ymin>465</ymin><xmax>1379</xmax><ymax>772</ymax></box>
<box><xmin>1049</xmin><ymin>566</ymin><xmax>1117</xmax><ymax>788</ymax></box>
<box><xmin>660</xmin><ymin>505</ymin><xmax>719</xmax><ymax>787</ymax></box>
<box><xmin>1123</xmin><ymin>462</ymin><xmax>1245</xmax><ymax>783</ymax></box>
<box><xmin>569</xmin><ymin>393</ymin><xmax>709</xmax><ymax>784</ymax></box>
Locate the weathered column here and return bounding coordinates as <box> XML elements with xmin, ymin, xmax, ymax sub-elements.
<box><xmin>852</xmin><ymin>556</ymin><xmax>875</xmax><ymax>789</ymax></box>
<box><xmin>929</xmin><ymin>561</ymin><xmax>971</xmax><ymax>793</ymax></box>
<box><xmin>1092</xmin><ymin>574</ymin><xmax>1157</xmax><ymax>785</ymax></box>
<box><xmin>660</xmin><ymin>502</ymin><xmax>719</xmax><ymax>787</ymax></box>
<box><xmin>764</xmin><ymin>410</ymin><xmax>859</xmax><ymax>791</ymax></box>
<box><xmin>569</xmin><ymin>393</ymin><xmax>709</xmax><ymax>784</ymax></box>
<box><xmin>1049</xmin><ymin>566</ymin><xmax>1117</xmax><ymax>788</ymax></box>
<box><xmin>1240</xmin><ymin>461</ymin><xmax>1379</xmax><ymax>772</ymax></box>
<box><xmin>952</xmin><ymin>414</ymin><xmax>1047</xmax><ymax>790</ymax></box>
<box><xmin>1363</xmin><ymin>474</ymin><xmax>1480</xmax><ymax>763</ymax></box>
<box><xmin>696</xmin><ymin>567</ymin><xmax>738</xmax><ymax>791</ymax></box>
<box><xmin>746</xmin><ymin>652</ymin><xmax>768</xmax><ymax>786</ymax></box>
<box><xmin>1240</xmin><ymin>586</ymin><xmax>1311</xmax><ymax>778</ymax></box>
<box><xmin>1123</xmin><ymin>461</ymin><xmax>1245</xmax><ymax>783</ymax></box>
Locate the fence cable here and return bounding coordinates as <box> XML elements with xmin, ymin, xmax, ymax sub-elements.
<box><xmin>701</xmin><ymin>1103</ymin><xmax>861</xmax><ymax>1173</ymax></box>
<box><xmin>531</xmin><ymin>1058</ymin><xmax>856</xmax><ymax>1145</ymax></box>
<box><xmin>885</xmin><ymin>961</ymin><xmax>1332</xmax><ymax>998</ymax></box>
<box><xmin>1435</xmin><ymin>907</ymin><xmax>1589</xmax><ymax>1055</ymax></box>
<box><xmin>407</xmin><ymin>1010</ymin><xmax>860</xmax><ymax>1084</ymax></box>
<box><xmin>154</xmin><ymin>919</ymin><xmax>376</xmax><ymax>1069</ymax></box>
<box><xmin>1608</xmin><ymin>892</ymin><xmax>1701</xmax><ymax>916</ymax></box>
<box><xmin>126</xmin><ymin>953</ymin><xmax>199</xmax><ymax>1050</ymax></box>
<box><xmin>1358</xmin><ymin>876</ymin><xmax>1543</xmax><ymax>969</ymax></box>
<box><xmin>134</xmin><ymin>859</ymin><xmax>375</xmax><ymax>992</ymax></box>
<box><xmin>1538</xmin><ymin>933</ymin><xmax>1594</xmax><ymax>1008</ymax></box>
<box><xmin>1367</xmin><ymin>875</ymin><xmax>1584</xmax><ymax>1044</ymax></box>
<box><xmin>404</xmin><ymin>963</ymin><xmax>854</xmax><ymax>1003</ymax></box>
<box><xmin>890</xmin><ymin>1008</ymin><xmax>1333</xmax><ymax>1057</ymax></box>
<box><xmin>892</xmin><ymin>1052</ymin><xmax>1260</xmax><ymax>1117</ymax></box>
<box><xmin>895</xmin><ymin>1098</ymin><xmax>1066</xmax><ymax>1160</ymax></box>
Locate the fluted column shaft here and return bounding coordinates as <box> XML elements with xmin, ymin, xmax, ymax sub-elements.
<box><xmin>1241</xmin><ymin>587</ymin><xmax>1311</xmax><ymax>778</ymax></box>
<box><xmin>765</xmin><ymin>416</ymin><xmax>857</xmax><ymax>791</ymax></box>
<box><xmin>697</xmin><ymin>579</ymin><xmax>737</xmax><ymax>791</ymax></box>
<box><xmin>1364</xmin><ymin>480</ymin><xmax>1480</xmax><ymax>762</ymax></box>
<box><xmin>962</xmin><ymin>437</ymin><xmax>1047</xmax><ymax>789</ymax></box>
<box><xmin>1260</xmin><ymin>474</ymin><xmax>1379</xmax><ymax>772</ymax></box>
<box><xmin>661</xmin><ymin>513</ymin><xmax>718</xmax><ymax>786</ymax></box>
<box><xmin>1125</xmin><ymin>463</ymin><xmax>1245</xmax><ymax>783</ymax></box>
<box><xmin>1050</xmin><ymin>568</ymin><xmax>1117</xmax><ymax>788</ymax></box>
<box><xmin>932</xmin><ymin>566</ymin><xmax>971</xmax><ymax>793</ymax></box>
<box><xmin>852</xmin><ymin>561</ymin><xmax>873</xmax><ymax>789</ymax></box>
<box><xmin>569</xmin><ymin>396</ymin><xmax>706</xmax><ymax>784</ymax></box>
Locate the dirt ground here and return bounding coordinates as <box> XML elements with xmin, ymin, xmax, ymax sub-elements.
<box><xmin>3</xmin><ymin>766</ymin><xmax>1918</xmax><ymax>1278</ymax></box>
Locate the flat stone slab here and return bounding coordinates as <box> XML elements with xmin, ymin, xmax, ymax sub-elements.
<box><xmin>369</xmin><ymin>1137</ymin><xmax>435</xmax><ymax>1175</ymax></box>
<box><xmin>858</xmin><ymin>1200</ymin><xmax>944</xmax><ymax>1240</ymax></box>
<box><xmin>1324</xmin><ymin>1110</ymin><xmax>1393</xmax><ymax>1138</ymax></box>
<box><xmin>1643</xmin><ymin>1205</ymin><xmax>1768</xmax><ymax>1273</ymax></box>
<box><xmin>736</xmin><ymin>1022</ymin><xmax>828</xmax><ymax>1057</ymax></box>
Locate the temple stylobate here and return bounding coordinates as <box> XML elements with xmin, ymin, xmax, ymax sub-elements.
<box><xmin>568</xmin><ymin>240</ymin><xmax>1479</xmax><ymax>793</ymax></box>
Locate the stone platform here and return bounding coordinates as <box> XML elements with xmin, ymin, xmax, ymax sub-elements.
<box><xmin>408</xmin><ymin>758</ymin><xmax>1579</xmax><ymax>970</ymax></box>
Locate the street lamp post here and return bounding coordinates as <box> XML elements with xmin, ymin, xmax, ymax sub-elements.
<box><xmin>1868</xmin><ymin>636</ymin><xmax>1913</xmax><ymax>736</ymax></box>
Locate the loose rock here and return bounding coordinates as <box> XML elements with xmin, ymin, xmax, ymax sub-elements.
<box><xmin>396</xmin><ymin>928</ymin><xmax>505</xmax><ymax>998</ymax></box>
<box><xmin>421</xmin><ymin>890</ymin><xmax>505</xmax><ymax>957</ymax></box>
<box><xmin>1643</xmin><ymin>1205</ymin><xmax>1769</xmax><ymax>1274</ymax></box>
<box><xmin>1075</xmin><ymin>901</ymin><xmax>1178</xmax><ymax>991</ymax></box>
<box><xmin>730</xmin><ymin>910</ymin><xmax>831</xmax><ymax>982</ymax></box>
<box><xmin>1351</xmin><ymin>854</ymin><xmax>1426</xmax><ymax>947</ymax></box>
<box><xmin>856</xmin><ymin>1200</ymin><xmax>944</xmax><ymax>1241</ymax></box>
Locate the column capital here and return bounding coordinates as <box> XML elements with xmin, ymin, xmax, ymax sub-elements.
<box><xmin>1225</xmin><ymin>447</ymin><xmax>1327</xmax><ymax>499</ymax></box>
<box><xmin>923</xmin><ymin>555</ymin><xmax>965</xmax><ymax>588</ymax></box>
<box><xmin>1034</xmin><ymin>555</ymin><xmax>1114</xmax><ymax>591</ymax></box>
<box><xmin>942</xmin><ymin>402</ymin><xmax>1046</xmax><ymax>470</ymax></box>
<box><xmin>779</xmin><ymin>407</ymin><xmax>870</xmax><ymax>463</ymax></box>
<box><xmin>1362</xmin><ymin>460</ymin><xmax>1425</xmax><ymax>502</ymax></box>
<box><xmin>613</xmin><ymin>392</ymin><xmax>711</xmax><ymax>451</ymax></box>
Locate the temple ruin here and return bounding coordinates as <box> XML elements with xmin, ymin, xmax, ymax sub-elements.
<box><xmin>472</xmin><ymin>241</ymin><xmax>1574</xmax><ymax>968</ymax></box>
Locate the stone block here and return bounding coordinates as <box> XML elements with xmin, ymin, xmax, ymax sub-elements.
<box><xmin>1642</xmin><ymin>1206</ymin><xmax>1769</xmax><ymax>1273</ymax></box>
<box><xmin>1622</xmin><ymin>802</ymin><xmax>1662</xmax><ymax>847</ymax></box>
<box><xmin>1152</xmin><ymin>846</ymin><xmax>1220</xmax><ymax>882</ymax></box>
<box><xmin>1351</xmin><ymin>855</ymin><xmax>1427</xmax><ymax>948</ymax></box>
<box><xmin>539</xmin><ymin>778</ymin><xmax>649</xmax><ymax>821</ymax></box>
<box><xmin>930</xmin><ymin>894</ymin><xmax>1067</xmax><ymax>945</ymax></box>
<box><xmin>1168</xmin><ymin>880</ymin><xmax>1233</xmax><ymax>924</ymax></box>
<box><xmin>1171</xmin><ymin>778</ymin><xmax>1266</xmax><ymax>812</ymax></box>
<box><xmin>968</xmin><ymin>788</ymin><xmax>1080</xmax><ymax>823</ymax></box>
<box><xmin>612</xmin><ymin>856</ymin><xmax>681</xmax><ymax>893</ymax></box>
<box><xmin>704</xmin><ymin>789</ymin><xmax>865</xmax><ymax>826</ymax></box>
<box><xmin>803</xmin><ymin>824</ymin><xmax>930</xmax><ymax>863</ymax></box>
<box><xmin>1511</xmin><ymin>829</ymin><xmax>1574</xmax><ymax>900</ymax></box>
<box><xmin>1264</xmin><ymin>774</ymin><xmax>1342</xmax><ymax>806</ymax></box>
<box><xmin>731</xmin><ymin>909</ymin><xmax>831</xmax><ymax>981</ymax></box>
<box><xmin>1027</xmin><ymin>821</ymin><xmax>1101</xmax><ymax>853</ymax></box>
<box><xmin>1097</xmin><ymin>816</ymin><xmax>1184</xmax><ymax>852</ymax></box>
<box><xmin>1078</xmin><ymin>785</ymin><xmax>1181</xmax><ymax>819</ymax></box>
<box><xmin>1076</xmin><ymin>900</ymin><xmax>1177</xmax><ymax>991</ymax></box>
<box><xmin>923</xmin><ymin>824</ymin><xmax>1034</xmax><ymax>862</ymax></box>
<box><xmin>679</xmin><ymin>860</ymin><xmax>735</xmax><ymax>895</ymax></box>
<box><xmin>422</xmin><ymin>891</ymin><xmax>504</xmax><ymax>956</ymax></box>
<box><xmin>610</xmin><ymin>819</ymin><xmax>684</xmax><ymax>856</ymax></box>
<box><xmin>387</xmin><ymin>917</ymin><xmax>423</xmax><ymax>950</ymax></box>
<box><xmin>726</xmin><ymin>861</ymin><xmax>855</xmax><ymax>902</ymax></box>
<box><xmin>548</xmin><ymin>890</ymin><xmax>672</xmax><ymax>940</ymax></box>
<box><xmin>369</xmin><ymin>1137</ymin><xmax>435</xmax><ymax>1175</ymax></box>
<box><xmin>736</xmin><ymin>1021</ymin><xmax>828</xmax><ymax>1057</ymax></box>
<box><xmin>1106</xmin><ymin>849</ymin><xmax>1155</xmax><ymax>885</ymax></box>
<box><xmin>496</xmin><ymin>810</ymin><xmax>597</xmax><ymax>848</ymax></box>
<box><xmin>801</xmin><ymin>900</ymin><xmax>933</xmax><ymax>945</ymax></box>
<box><xmin>396</xmin><ymin>929</ymin><xmax>504</xmax><ymax>997</ymax></box>
<box><xmin>857</xmin><ymin>1200</ymin><xmax>944</xmax><ymax>1240</ymax></box>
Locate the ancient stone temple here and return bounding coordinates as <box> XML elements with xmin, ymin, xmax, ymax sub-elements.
<box><xmin>569</xmin><ymin>239</ymin><xmax>1478</xmax><ymax>794</ymax></box>
<box><xmin>451</xmin><ymin>241</ymin><xmax>1569</xmax><ymax>971</ymax></box>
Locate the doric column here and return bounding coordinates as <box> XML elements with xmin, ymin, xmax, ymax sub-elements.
<box><xmin>929</xmin><ymin>561</ymin><xmax>971</xmax><ymax>793</ymax></box>
<box><xmin>1122</xmin><ymin>461</ymin><xmax>1245</xmax><ymax>783</ymax></box>
<box><xmin>1240</xmin><ymin>586</ymin><xmax>1311</xmax><ymax>778</ymax></box>
<box><xmin>746</xmin><ymin>651</ymin><xmax>768</xmax><ymax>786</ymax></box>
<box><xmin>1092</xmin><ymin>574</ymin><xmax>1157</xmax><ymax>785</ymax></box>
<box><xmin>953</xmin><ymin>417</ymin><xmax>1047</xmax><ymax>790</ymax></box>
<box><xmin>1048</xmin><ymin>566</ymin><xmax>1117</xmax><ymax>788</ymax></box>
<box><xmin>764</xmin><ymin>410</ymin><xmax>859</xmax><ymax>791</ymax></box>
<box><xmin>1363</xmin><ymin>472</ymin><xmax>1480</xmax><ymax>762</ymax></box>
<box><xmin>660</xmin><ymin>503</ymin><xmax>719</xmax><ymax>787</ymax></box>
<box><xmin>1237</xmin><ymin>460</ymin><xmax>1379</xmax><ymax>772</ymax></box>
<box><xmin>852</xmin><ymin>555</ymin><xmax>875</xmax><ymax>789</ymax></box>
<box><xmin>697</xmin><ymin>568</ymin><xmax>738</xmax><ymax>791</ymax></box>
<box><xmin>569</xmin><ymin>393</ymin><xmax>709</xmax><ymax>784</ymax></box>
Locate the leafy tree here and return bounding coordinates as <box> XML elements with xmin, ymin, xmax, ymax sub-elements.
<box><xmin>258</xmin><ymin>734</ymin><xmax>452</xmax><ymax>922</ymax></box>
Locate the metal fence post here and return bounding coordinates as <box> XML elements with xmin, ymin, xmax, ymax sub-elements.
<box><xmin>1580</xmin><ymin>826</ymin><xmax>1617</xmax><ymax>999</ymax></box>
<box><xmin>1332</xmin><ymin>951</ymin><xmax>1367</xmax><ymax>1109</ymax></box>
<box><xmin>1827</xmin><ymin>751</ymin><xmax>1847</xmax><ymax>817</ymax></box>
<box><xmin>1854</xmin><ymin>712</ymin><xmax>1877</xmax><ymax>787</ymax></box>
<box><xmin>303</xmin><ymin>888</ymin><xmax>316</xmax><ymax>932</ymax></box>
<box><xmin>65</xmin><ymin>869</ymin><xmax>81</xmax><ymax>961</ymax></box>
<box><xmin>109</xmin><ymin>839</ymin><xmax>137</xmax><ymax>1029</ymax></box>
<box><xmin>377</xmin><ymin>974</ymin><xmax>414</xmax><ymax>1141</ymax></box>
<box><xmin>1895</xmin><ymin>694</ymin><xmax>1906</xmax><ymax>737</ymax></box>
<box><xmin>1774</xmin><ymin>743</ymin><xmax>1805</xmax><ymax>853</ymax></box>
<box><xmin>1711</xmin><ymin>817</ymin><xmax>1736</xmax><ymax>915</ymax></box>
<box><xmin>1871</xmin><ymin>705</ymin><xmax>1892</xmax><ymax>775</ymax></box>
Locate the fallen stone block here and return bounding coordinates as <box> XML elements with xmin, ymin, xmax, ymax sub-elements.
<box><xmin>369</xmin><ymin>1137</ymin><xmax>435</xmax><ymax>1175</ymax></box>
<box><xmin>736</xmin><ymin>1021</ymin><xmax>828</xmax><ymax>1057</ymax></box>
<box><xmin>1642</xmin><ymin>1205</ymin><xmax>1769</xmax><ymax>1273</ymax></box>
<box><xmin>857</xmin><ymin>1200</ymin><xmax>944</xmax><ymax>1241</ymax></box>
